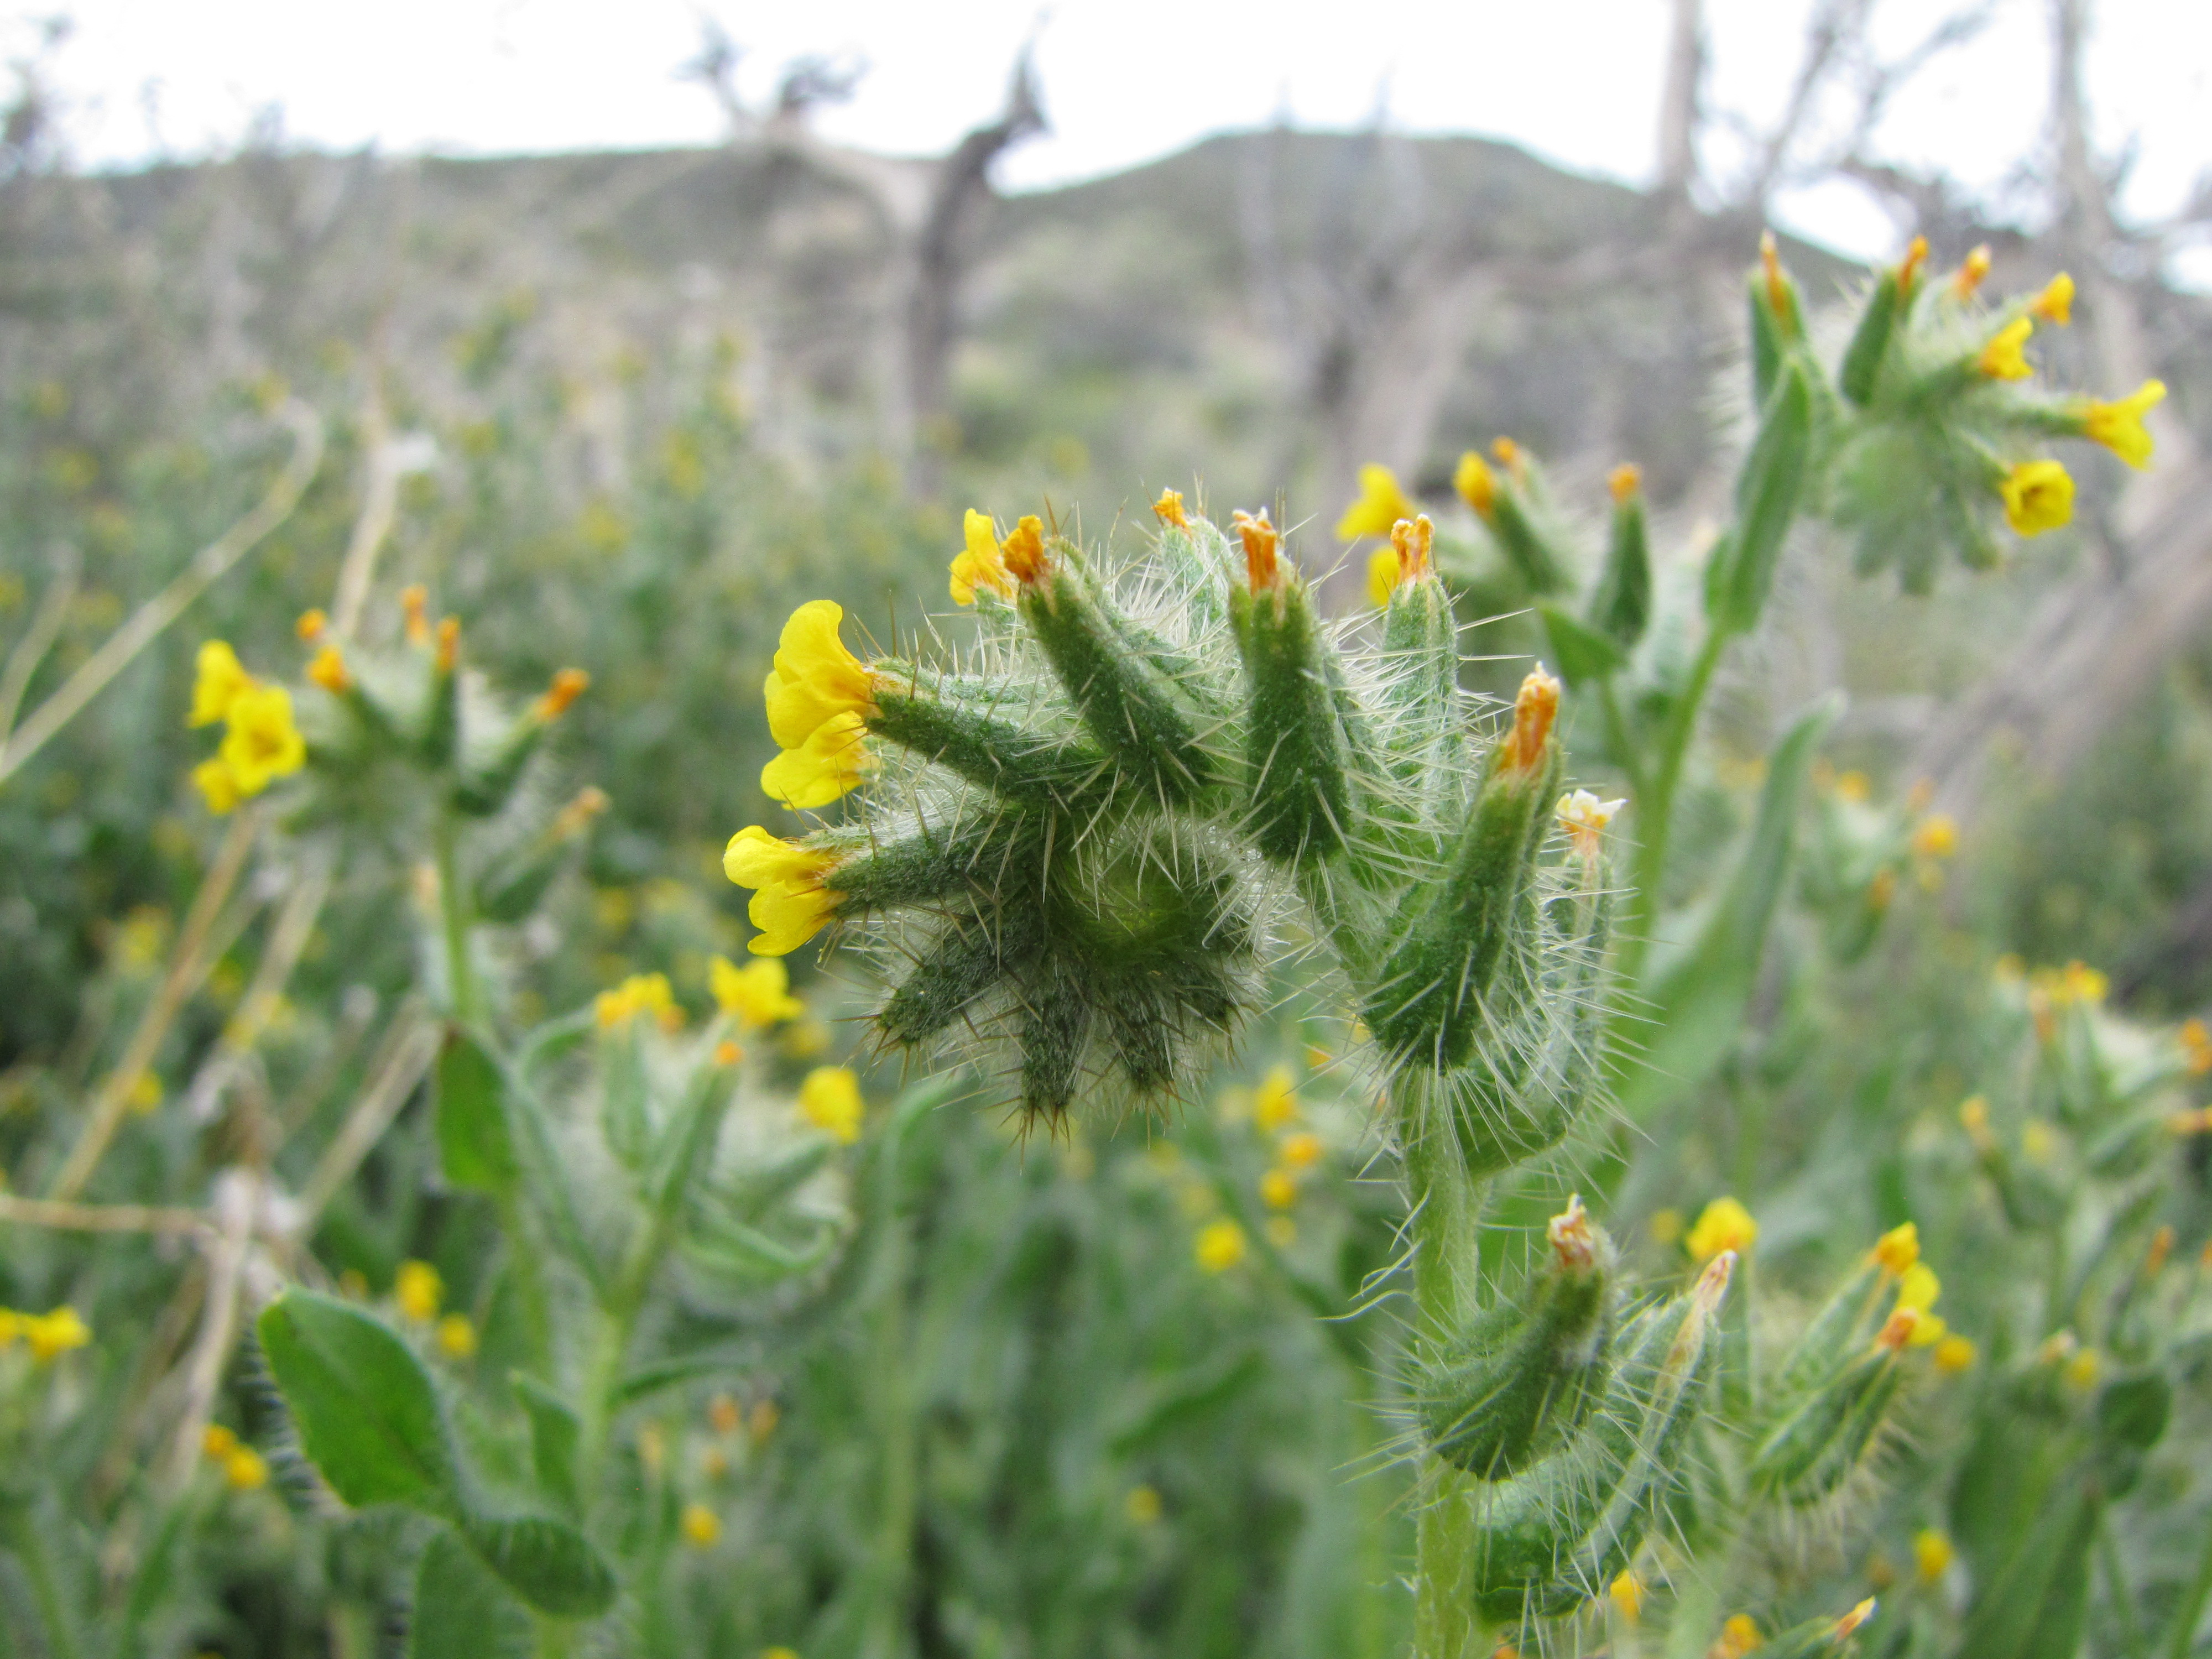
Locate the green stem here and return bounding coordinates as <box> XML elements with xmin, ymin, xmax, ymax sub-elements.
<box><xmin>1619</xmin><ymin>624</ymin><xmax>1729</xmax><ymax>987</ymax></box>
<box><xmin>3</xmin><ymin>1505</ymin><xmax>84</xmax><ymax>1659</ymax></box>
<box><xmin>862</xmin><ymin>1214</ymin><xmax>918</xmax><ymax>1659</ymax></box>
<box><xmin>2162</xmin><ymin>1504</ymin><xmax>2212</xmax><ymax>1659</ymax></box>
<box><xmin>2099</xmin><ymin>1510</ymin><xmax>2145</xmax><ymax>1658</ymax></box>
<box><xmin>1595</xmin><ymin>676</ymin><xmax>1647</xmax><ymax>800</ymax></box>
<box><xmin>434</xmin><ymin>809</ymin><xmax>483</xmax><ymax>1027</ymax></box>
<box><xmin>1403</xmin><ymin>1088</ymin><xmax>1488</xmax><ymax>1659</ymax></box>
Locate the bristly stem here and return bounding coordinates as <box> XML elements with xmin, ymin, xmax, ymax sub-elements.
<box><xmin>435</xmin><ymin>807</ymin><xmax>484</xmax><ymax>1028</ymax></box>
<box><xmin>1619</xmin><ymin>623</ymin><xmax>1728</xmax><ymax>987</ymax></box>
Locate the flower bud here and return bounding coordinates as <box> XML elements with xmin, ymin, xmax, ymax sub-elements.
<box><xmin>1230</xmin><ymin>530</ymin><xmax>1352</xmax><ymax>864</ymax></box>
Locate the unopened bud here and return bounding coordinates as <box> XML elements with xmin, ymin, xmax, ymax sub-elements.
<box><xmin>1954</xmin><ymin>244</ymin><xmax>1992</xmax><ymax>298</ymax></box>
<box><xmin>1234</xmin><ymin>508</ymin><xmax>1280</xmax><ymax>590</ymax></box>
<box><xmin>401</xmin><ymin>584</ymin><xmax>429</xmax><ymax>644</ymax></box>
<box><xmin>296</xmin><ymin>608</ymin><xmax>328</xmax><ymax>643</ymax></box>
<box><xmin>1455</xmin><ymin>450</ymin><xmax>1498</xmax><ymax>517</ymax></box>
<box><xmin>551</xmin><ymin>785</ymin><xmax>610</xmax><ymax>841</ymax></box>
<box><xmin>1000</xmin><ymin>515</ymin><xmax>1048</xmax><ymax>583</ymax></box>
<box><xmin>307</xmin><ymin>644</ymin><xmax>351</xmax><ymax>693</ymax></box>
<box><xmin>1389</xmin><ymin>514</ymin><xmax>1433</xmax><ymax>582</ymax></box>
<box><xmin>436</xmin><ymin>616</ymin><xmax>460</xmax><ymax>671</ymax></box>
<box><xmin>1499</xmin><ymin>666</ymin><xmax>1561</xmax><ymax>778</ymax></box>
<box><xmin>1608</xmin><ymin>463</ymin><xmax>1641</xmax><ymax>504</ymax></box>
<box><xmin>1897</xmin><ymin>236</ymin><xmax>1928</xmax><ymax>294</ymax></box>
<box><xmin>1548</xmin><ymin>1193</ymin><xmax>1595</xmax><ymax>1269</ymax></box>
<box><xmin>1492</xmin><ymin>436</ymin><xmax>1527</xmax><ymax>481</ymax></box>
<box><xmin>1152</xmin><ymin>488</ymin><xmax>1189</xmax><ymax>528</ymax></box>
<box><xmin>537</xmin><ymin>667</ymin><xmax>589</xmax><ymax>720</ymax></box>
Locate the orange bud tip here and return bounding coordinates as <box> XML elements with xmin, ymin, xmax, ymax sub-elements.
<box><xmin>551</xmin><ymin>785</ymin><xmax>610</xmax><ymax>840</ymax></box>
<box><xmin>401</xmin><ymin>585</ymin><xmax>429</xmax><ymax>644</ymax></box>
<box><xmin>1876</xmin><ymin>1309</ymin><xmax>1919</xmax><ymax>1351</ymax></box>
<box><xmin>1547</xmin><ymin>1194</ymin><xmax>1595</xmax><ymax>1270</ymax></box>
<box><xmin>1954</xmin><ymin>244</ymin><xmax>1992</xmax><ymax>298</ymax></box>
<box><xmin>1759</xmin><ymin>231</ymin><xmax>1790</xmax><ymax>314</ymax></box>
<box><xmin>1389</xmin><ymin>514</ymin><xmax>1433</xmax><ymax>581</ymax></box>
<box><xmin>1000</xmin><ymin>515</ymin><xmax>1049</xmax><ymax>584</ymax></box>
<box><xmin>435</xmin><ymin>616</ymin><xmax>461</xmax><ymax>671</ymax></box>
<box><xmin>1491</xmin><ymin>436</ymin><xmax>1526</xmax><ymax>479</ymax></box>
<box><xmin>1608</xmin><ymin>463</ymin><xmax>1642</xmax><ymax>505</ymax></box>
<box><xmin>307</xmin><ymin>644</ymin><xmax>352</xmax><ymax>694</ymax></box>
<box><xmin>1898</xmin><ymin>236</ymin><xmax>1929</xmax><ymax>291</ymax></box>
<box><xmin>295</xmin><ymin>608</ymin><xmax>328</xmax><ymax>642</ymax></box>
<box><xmin>1500</xmin><ymin>665</ymin><xmax>1561</xmax><ymax>776</ymax></box>
<box><xmin>714</xmin><ymin>1040</ymin><xmax>743</xmax><ymax>1066</ymax></box>
<box><xmin>1151</xmin><ymin>488</ymin><xmax>1190</xmax><ymax>528</ymax></box>
<box><xmin>1835</xmin><ymin>1599</ymin><xmax>1877</xmax><ymax>1637</ymax></box>
<box><xmin>538</xmin><ymin>667</ymin><xmax>590</xmax><ymax>719</ymax></box>
<box><xmin>1692</xmin><ymin>1249</ymin><xmax>1737</xmax><ymax>1306</ymax></box>
<box><xmin>1233</xmin><ymin>508</ymin><xmax>1280</xmax><ymax>591</ymax></box>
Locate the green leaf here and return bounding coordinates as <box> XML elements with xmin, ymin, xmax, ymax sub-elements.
<box><xmin>461</xmin><ymin>1515</ymin><xmax>619</xmax><ymax>1619</ymax></box>
<box><xmin>409</xmin><ymin>1528</ymin><xmax>534</xmax><ymax>1659</ymax></box>
<box><xmin>1620</xmin><ymin>697</ymin><xmax>1837</xmax><ymax>1115</ymax></box>
<box><xmin>1537</xmin><ymin>603</ymin><xmax>1625</xmax><ymax>686</ymax></box>
<box><xmin>509</xmin><ymin>1373</ymin><xmax>581</xmax><ymax>1514</ymax></box>
<box><xmin>257</xmin><ymin>1291</ymin><xmax>460</xmax><ymax>1515</ymax></box>
<box><xmin>435</xmin><ymin>1026</ymin><xmax>518</xmax><ymax>1198</ymax></box>
<box><xmin>1707</xmin><ymin>361</ymin><xmax>1812</xmax><ymax>634</ymax></box>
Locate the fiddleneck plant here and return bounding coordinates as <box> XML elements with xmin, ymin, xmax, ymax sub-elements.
<box><xmin>718</xmin><ymin>233</ymin><xmax>2164</xmax><ymax>1652</ymax></box>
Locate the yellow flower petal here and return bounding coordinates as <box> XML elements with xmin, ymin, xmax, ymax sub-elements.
<box><xmin>217</xmin><ymin>683</ymin><xmax>306</xmax><ymax>796</ymax></box>
<box><xmin>723</xmin><ymin>827</ymin><xmax>842</xmax><ymax>957</ymax></box>
<box><xmin>1975</xmin><ymin>316</ymin><xmax>2034</xmax><ymax>381</ymax></box>
<box><xmin>189</xmin><ymin>640</ymin><xmax>254</xmax><ymax>728</ymax></box>
<box><xmin>395</xmin><ymin>1260</ymin><xmax>442</xmax><ymax>1323</ymax></box>
<box><xmin>22</xmin><ymin>1306</ymin><xmax>89</xmax><ymax>1361</ymax></box>
<box><xmin>2031</xmin><ymin>272</ymin><xmax>2074</xmax><ymax>325</ymax></box>
<box><xmin>1453</xmin><ymin>450</ymin><xmax>1498</xmax><ymax>517</ymax></box>
<box><xmin>709</xmin><ymin>954</ymin><xmax>805</xmax><ymax>1027</ymax></box>
<box><xmin>2081</xmin><ymin>379</ymin><xmax>2165</xmax><ymax>470</ymax></box>
<box><xmin>1686</xmin><ymin>1197</ymin><xmax>1757</xmax><ymax>1262</ymax></box>
<box><xmin>762</xmin><ymin>601</ymin><xmax>874</xmax><ymax>750</ymax></box>
<box><xmin>1194</xmin><ymin>1219</ymin><xmax>1246</xmax><ymax>1272</ymax></box>
<box><xmin>761</xmin><ymin>710</ymin><xmax>872</xmax><ymax>809</ymax></box>
<box><xmin>1365</xmin><ymin>545</ymin><xmax>1401</xmax><ymax>609</ymax></box>
<box><xmin>1871</xmin><ymin>1221</ymin><xmax>1919</xmax><ymax>1276</ymax></box>
<box><xmin>1999</xmin><ymin>459</ymin><xmax>2074</xmax><ymax>535</ymax></box>
<box><xmin>191</xmin><ymin>755</ymin><xmax>243</xmax><ymax>815</ymax></box>
<box><xmin>950</xmin><ymin>508</ymin><xmax>1012</xmax><ymax>604</ymax></box>
<box><xmin>799</xmin><ymin>1065</ymin><xmax>864</xmax><ymax>1144</ymax></box>
<box><xmin>1334</xmin><ymin>463</ymin><xmax>1415</xmax><ymax>541</ymax></box>
<box><xmin>1895</xmin><ymin>1261</ymin><xmax>1940</xmax><ymax>1313</ymax></box>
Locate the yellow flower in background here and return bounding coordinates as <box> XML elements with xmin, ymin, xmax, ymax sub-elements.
<box><xmin>596</xmin><ymin>972</ymin><xmax>679</xmax><ymax>1030</ymax></box>
<box><xmin>949</xmin><ymin>508</ymin><xmax>1013</xmax><ymax>605</ymax></box>
<box><xmin>681</xmin><ymin>1502</ymin><xmax>723</xmax><ymax>1548</ymax></box>
<box><xmin>1365</xmin><ymin>545</ymin><xmax>1402</xmax><ymax>608</ymax></box>
<box><xmin>1195</xmin><ymin>1219</ymin><xmax>1246</xmax><ymax>1273</ymax></box>
<box><xmin>710</xmin><ymin>954</ymin><xmax>804</xmax><ymax>1027</ymax></box>
<box><xmin>2179</xmin><ymin>1018</ymin><xmax>2212</xmax><ymax>1076</ymax></box>
<box><xmin>217</xmin><ymin>683</ymin><xmax>306</xmax><ymax>796</ymax></box>
<box><xmin>1999</xmin><ymin>459</ymin><xmax>2073</xmax><ymax>535</ymax></box>
<box><xmin>191</xmin><ymin>757</ymin><xmax>243</xmax><ymax>814</ymax></box>
<box><xmin>126</xmin><ymin>1070</ymin><xmax>164</xmax><ymax>1114</ymax></box>
<box><xmin>2080</xmin><ymin>379</ymin><xmax>2165</xmax><ymax>469</ymax></box>
<box><xmin>1975</xmin><ymin>315</ymin><xmax>2034</xmax><ymax>380</ymax></box>
<box><xmin>1278</xmin><ymin>1130</ymin><xmax>1323</xmax><ymax>1171</ymax></box>
<box><xmin>306</xmin><ymin>644</ymin><xmax>351</xmax><ymax>694</ymax></box>
<box><xmin>436</xmin><ymin>1314</ymin><xmax>478</xmax><ymax>1359</ymax></box>
<box><xmin>1151</xmin><ymin>489</ymin><xmax>1189</xmax><ymax>529</ymax></box>
<box><xmin>1252</xmin><ymin>1067</ymin><xmax>1298</xmax><ymax>1133</ymax></box>
<box><xmin>762</xmin><ymin>601</ymin><xmax>875</xmax><ymax>751</ymax></box>
<box><xmin>1608</xmin><ymin>1571</ymin><xmax>1644</xmax><ymax>1622</ymax></box>
<box><xmin>1124</xmin><ymin>1484</ymin><xmax>1163</xmax><ymax>1525</ymax></box>
<box><xmin>1933</xmin><ymin>1333</ymin><xmax>1978</xmax><ymax>1374</ymax></box>
<box><xmin>189</xmin><ymin>640</ymin><xmax>254</xmax><ymax>727</ymax></box>
<box><xmin>723</xmin><ymin>828</ymin><xmax>842</xmax><ymax>957</ymax></box>
<box><xmin>760</xmin><ymin>709</ymin><xmax>872</xmax><ymax>809</ymax></box>
<box><xmin>224</xmin><ymin>1446</ymin><xmax>269</xmax><ymax>1490</ymax></box>
<box><xmin>23</xmin><ymin>1306</ymin><xmax>90</xmax><ymax>1361</ymax></box>
<box><xmin>1335</xmin><ymin>463</ymin><xmax>1415</xmax><ymax>541</ymax></box>
<box><xmin>1911</xmin><ymin>815</ymin><xmax>1958</xmax><ymax>859</ymax></box>
<box><xmin>1686</xmin><ymin>1197</ymin><xmax>1757</xmax><ymax>1262</ymax></box>
<box><xmin>1952</xmin><ymin>244</ymin><xmax>1991</xmax><ymax>298</ymax></box>
<box><xmin>1715</xmin><ymin>1615</ymin><xmax>1761</xmax><ymax>1658</ymax></box>
<box><xmin>1872</xmin><ymin>1221</ymin><xmax>1919</xmax><ymax>1276</ymax></box>
<box><xmin>1259</xmin><ymin>1168</ymin><xmax>1298</xmax><ymax>1210</ymax></box>
<box><xmin>1647</xmin><ymin>1208</ymin><xmax>1684</xmax><ymax>1246</ymax></box>
<box><xmin>203</xmin><ymin>1424</ymin><xmax>237</xmax><ymax>1459</ymax></box>
<box><xmin>1913</xmin><ymin>1529</ymin><xmax>1954</xmax><ymax>1583</ymax></box>
<box><xmin>1896</xmin><ymin>1262</ymin><xmax>1940</xmax><ymax>1314</ymax></box>
<box><xmin>395</xmin><ymin>1260</ymin><xmax>442</xmax><ymax>1323</ymax></box>
<box><xmin>1453</xmin><ymin>450</ymin><xmax>1498</xmax><ymax>517</ymax></box>
<box><xmin>295</xmin><ymin>608</ymin><xmax>327</xmax><ymax>641</ymax></box>
<box><xmin>2064</xmin><ymin>1347</ymin><xmax>2101</xmax><ymax>1391</ymax></box>
<box><xmin>799</xmin><ymin>1066</ymin><xmax>864</xmax><ymax>1144</ymax></box>
<box><xmin>2030</xmin><ymin>272</ymin><xmax>2074</xmax><ymax>325</ymax></box>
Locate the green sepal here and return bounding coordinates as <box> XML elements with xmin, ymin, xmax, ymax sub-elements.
<box><xmin>434</xmin><ymin>1025</ymin><xmax>519</xmax><ymax>1198</ymax></box>
<box><xmin>451</xmin><ymin>713</ymin><xmax>546</xmax><ymax>817</ymax></box>
<box><xmin>1589</xmin><ymin>490</ymin><xmax>1651</xmax><ymax>647</ymax></box>
<box><xmin>1367</xmin><ymin>740</ymin><xmax>1560</xmax><ymax>1068</ymax></box>
<box><xmin>1419</xmin><ymin>1206</ymin><xmax>1615</xmax><ymax>1477</ymax></box>
<box><xmin>1773</xmin><ymin>1261</ymin><xmax>1885</xmax><ymax>1396</ymax></box>
<box><xmin>1231</xmin><ymin>572</ymin><xmax>1352</xmax><ymax>864</ymax></box>
<box><xmin>1707</xmin><ymin>360</ymin><xmax>1812</xmax><ymax>635</ymax></box>
<box><xmin>870</xmin><ymin>681</ymin><xmax>1113</xmax><ymax>810</ymax></box>
<box><xmin>878</xmin><ymin>909</ymin><xmax>1040</xmax><ymax>1047</ymax></box>
<box><xmin>1379</xmin><ymin>573</ymin><xmax>1458</xmax><ymax>757</ymax></box>
<box><xmin>1747</xmin><ymin>1345</ymin><xmax>1902</xmax><ymax>1501</ymax></box>
<box><xmin>1839</xmin><ymin>269</ymin><xmax>1903</xmax><ymax>406</ymax></box>
<box><xmin>1484</xmin><ymin>491</ymin><xmax>1571</xmax><ymax>596</ymax></box>
<box><xmin>827</xmin><ymin>808</ymin><xmax>1045</xmax><ymax>912</ymax></box>
<box><xmin>1748</xmin><ymin>261</ymin><xmax>1804</xmax><ymax>410</ymax></box>
<box><xmin>1018</xmin><ymin>560</ymin><xmax>1216</xmax><ymax>805</ymax></box>
<box><xmin>1760</xmin><ymin>1604</ymin><xmax>1877</xmax><ymax>1659</ymax></box>
<box><xmin>476</xmin><ymin>834</ymin><xmax>580</xmax><ymax>925</ymax></box>
<box><xmin>1538</xmin><ymin>604</ymin><xmax>1625</xmax><ymax>687</ymax></box>
<box><xmin>422</xmin><ymin>659</ymin><xmax>460</xmax><ymax>768</ymax></box>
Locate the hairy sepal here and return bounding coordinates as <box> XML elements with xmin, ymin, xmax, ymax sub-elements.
<box><xmin>1232</xmin><ymin>572</ymin><xmax>1352</xmax><ymax>864</ymax></box>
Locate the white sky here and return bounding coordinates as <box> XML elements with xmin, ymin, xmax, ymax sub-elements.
<box><xmin>10</xmin><ymin>0</ymin><xmax>2211</xmax><ymax>268</ymax></box>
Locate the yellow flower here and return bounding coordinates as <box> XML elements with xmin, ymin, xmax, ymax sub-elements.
<box><xmin>710</xmin><ymin>954</ymin><xmax>804</xmax><ymax>1027</ymax></box>
<box><xmin>395</xmin><ymin>1260</ymin><xmax>442</xmax><ymax>1323</ymax></box>
<box><xmin>218</xmin><ymin>682</ymin><xmax>306</xmax><ymax>796</ymax></box>
<box><xmin>2031</xmin><ymin>272</ymin><xmax>2074</xmax><ymax>325</ymax></box>
<box><xmin>2080</xmin><ymin>379</ymin><xmax>2165</xmax><ymax>470</ymax></box>
<box><xmin>1686</xmin><ymin>1197</ymin><xmax>1757</xmax><ymax>1262</ymax></box>
<box><xmin>23</xmin><ymin>1306</ymin><xmax>90</xmax><ymax>1361</ymax></box>
<box><xmin>1259</xmin><ymin>1168</ymin><xmax>1298</xmax><ymax>1210</ymax></box>
<box><xmin>681</xmin><ymin>1502</ymin><xmax>723</xmax><ymax>1548</ymax></box>
<box><xmin>1895</xmin><ymin>1262</ymin><xmax>1940</xmax><ymax>1319</ymax></box>
<box><xmin>1000</xmin><ymin>514</ymin><xmax>1048</xmax><ymax>583</ymax></box>
<box><xmin>1265</xmin><ymin>1217</ymin><xmax>1296</xmax><ymax>1249</ymax></box>
<box><xmin>1278</xmin><ymin>1130</ymin><xmax>1323</xmax><ymax>1171</ymax></box>
<box><xmin>1151</xmin><ymin>489</ymin><xmax>1189</xmax><ymax>529</ymax></box>
<box><xmin>225</xmin><ymin>1447</ymin><xmax>269</xmax><ymax>1490</ymax></box>
<box><xmin>189</xmin><ymin>640</ymin><xmax>254</xmax><ymax>727</ymax></box>
<box><xmin>1975</xmin><ymin>316</ymin><xmax>2034</xmax><ymax>381</ymax></box>
<box><xmin>1871</xmin><ymin>1221</ymin><xmax>1919</xmax><ymax>1276</ymax></box>
<box><xmin>203</xmin><ymin>1424</ymin><xmax>238</xmax><ymax>1459</ymax></box>
<box><xmin>1557</xmin><ymin>789</ymin><xmax>1625</xmax><ymax>860</ymax></box>
<box><xmin>1125</xmin><ymin>1484</ymin><xmax>1163</xmax><ymax>1525</ymax></box>
<box><xmin>1953</xmin><ymin>244</ymin><xmax>1991</xmax><ymax>298</ymax></box>
<box><xmin>1365</xmin><ymin>545</ymin><xmax>1402</xmax><ymax>608</ymax></box>
<box><xmin>1609</xmin><ymin>463</ymin><xmax>1642</xmax><ymax>504</ymax></box>
<box><xmin>1933</xmin><ymin>1333</ymin><xmax>1977</xmax><ymax>1373</ymax></box>
<box><xmin>1911</xmin><ymin>814</ymin><xmax>1958</xmax><ymax>859</ymax></box>
<box><xmin>2060</xmin><ymin>960</ymin><xmax>2107</xmax><ymax>1004</ymax></box>
<box><xmin>762</xmin><ymin>602</ymin><xmax>875</xmax><ymax>751</ymax></box>
<box><xmin>708</xmin><ymin>1393</ymin><xmax>742</xmax><ymax>1434</ymax></box>
<box><xmin>1453</xmin><ymin>450</ymin><xmax>1498</xmax><ymax>517</ymax></box>
<box><xmin>436</xmin><ymin>1314</ymin><xmax>478</xmax><ymax>1359</ymax></box>
<box><xmin>1252</xmin><ymin>1067</ymin><xmax>1298</xmax><ymax>1133</ymax></box>
<box><xmin>1999</xmin><ymin>459</ymin><xmax>2073</xmax><ymax>535</ymax></box>
<box><xmin>1913</xmin><ymin>1528</ymin><xmax>1954</xmax><ymax>1583</ymax></box>
<box><xmin>799</xmin><ymin>1066</ymin><xmax>864</xmax><ymax>1144</ymax></box>
<box><xmin>306</xmin><ymin>644</ymin><xmax>352</xmax><ymax>694</ymax></box>
<box><xmin>1334</xmin><ymin>463</ymin><xmax>1416</xmax><ymax>541</ymax></box>
<box><xmin>1608</xmin><ymin>1571</ymin><xmax>1644</xmax><ymax>1622</ymax></box>
<box><xmin>723</xmin><ymin>828</ymin><xmax>842</xmax><ymax>957</ymax></box>
<box><xmin>1194</xmin><ymin>1219</ymin><xmax>1246</xmax><ymax>1273</ymax></box>
<box><xmin>2064</xmin><ymin>1347</ymin><xmax>2100</xmax><ymax>1391</ymax></box>
<box><xmin>295</xmin><ymin>608</ymin><xmax>327</xmax><ymax>642</ymax></box>
<box><xmin>1715</xmin><ymin>1614</ymin><xmax>1762</xmax><ymax>1658</ymax></box>
<box><xmin>760</xmin><ymin>709</ymin><xmax>872</xmax><ymax>809</ymax></box>
<box><xmin>596</xmin><ymin>972</ymin><xmax>678</xmax><ymax>1030</ymax></box>
<box><xmin>949</xmin><ymin>508</ymin><xmax>1013</xmax><ymax>605</ymax></box>
<box><xmin>2179</xmin><ymin>1018</ymin><xmax>2212</xmax><ymax>1076</ymax></box>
